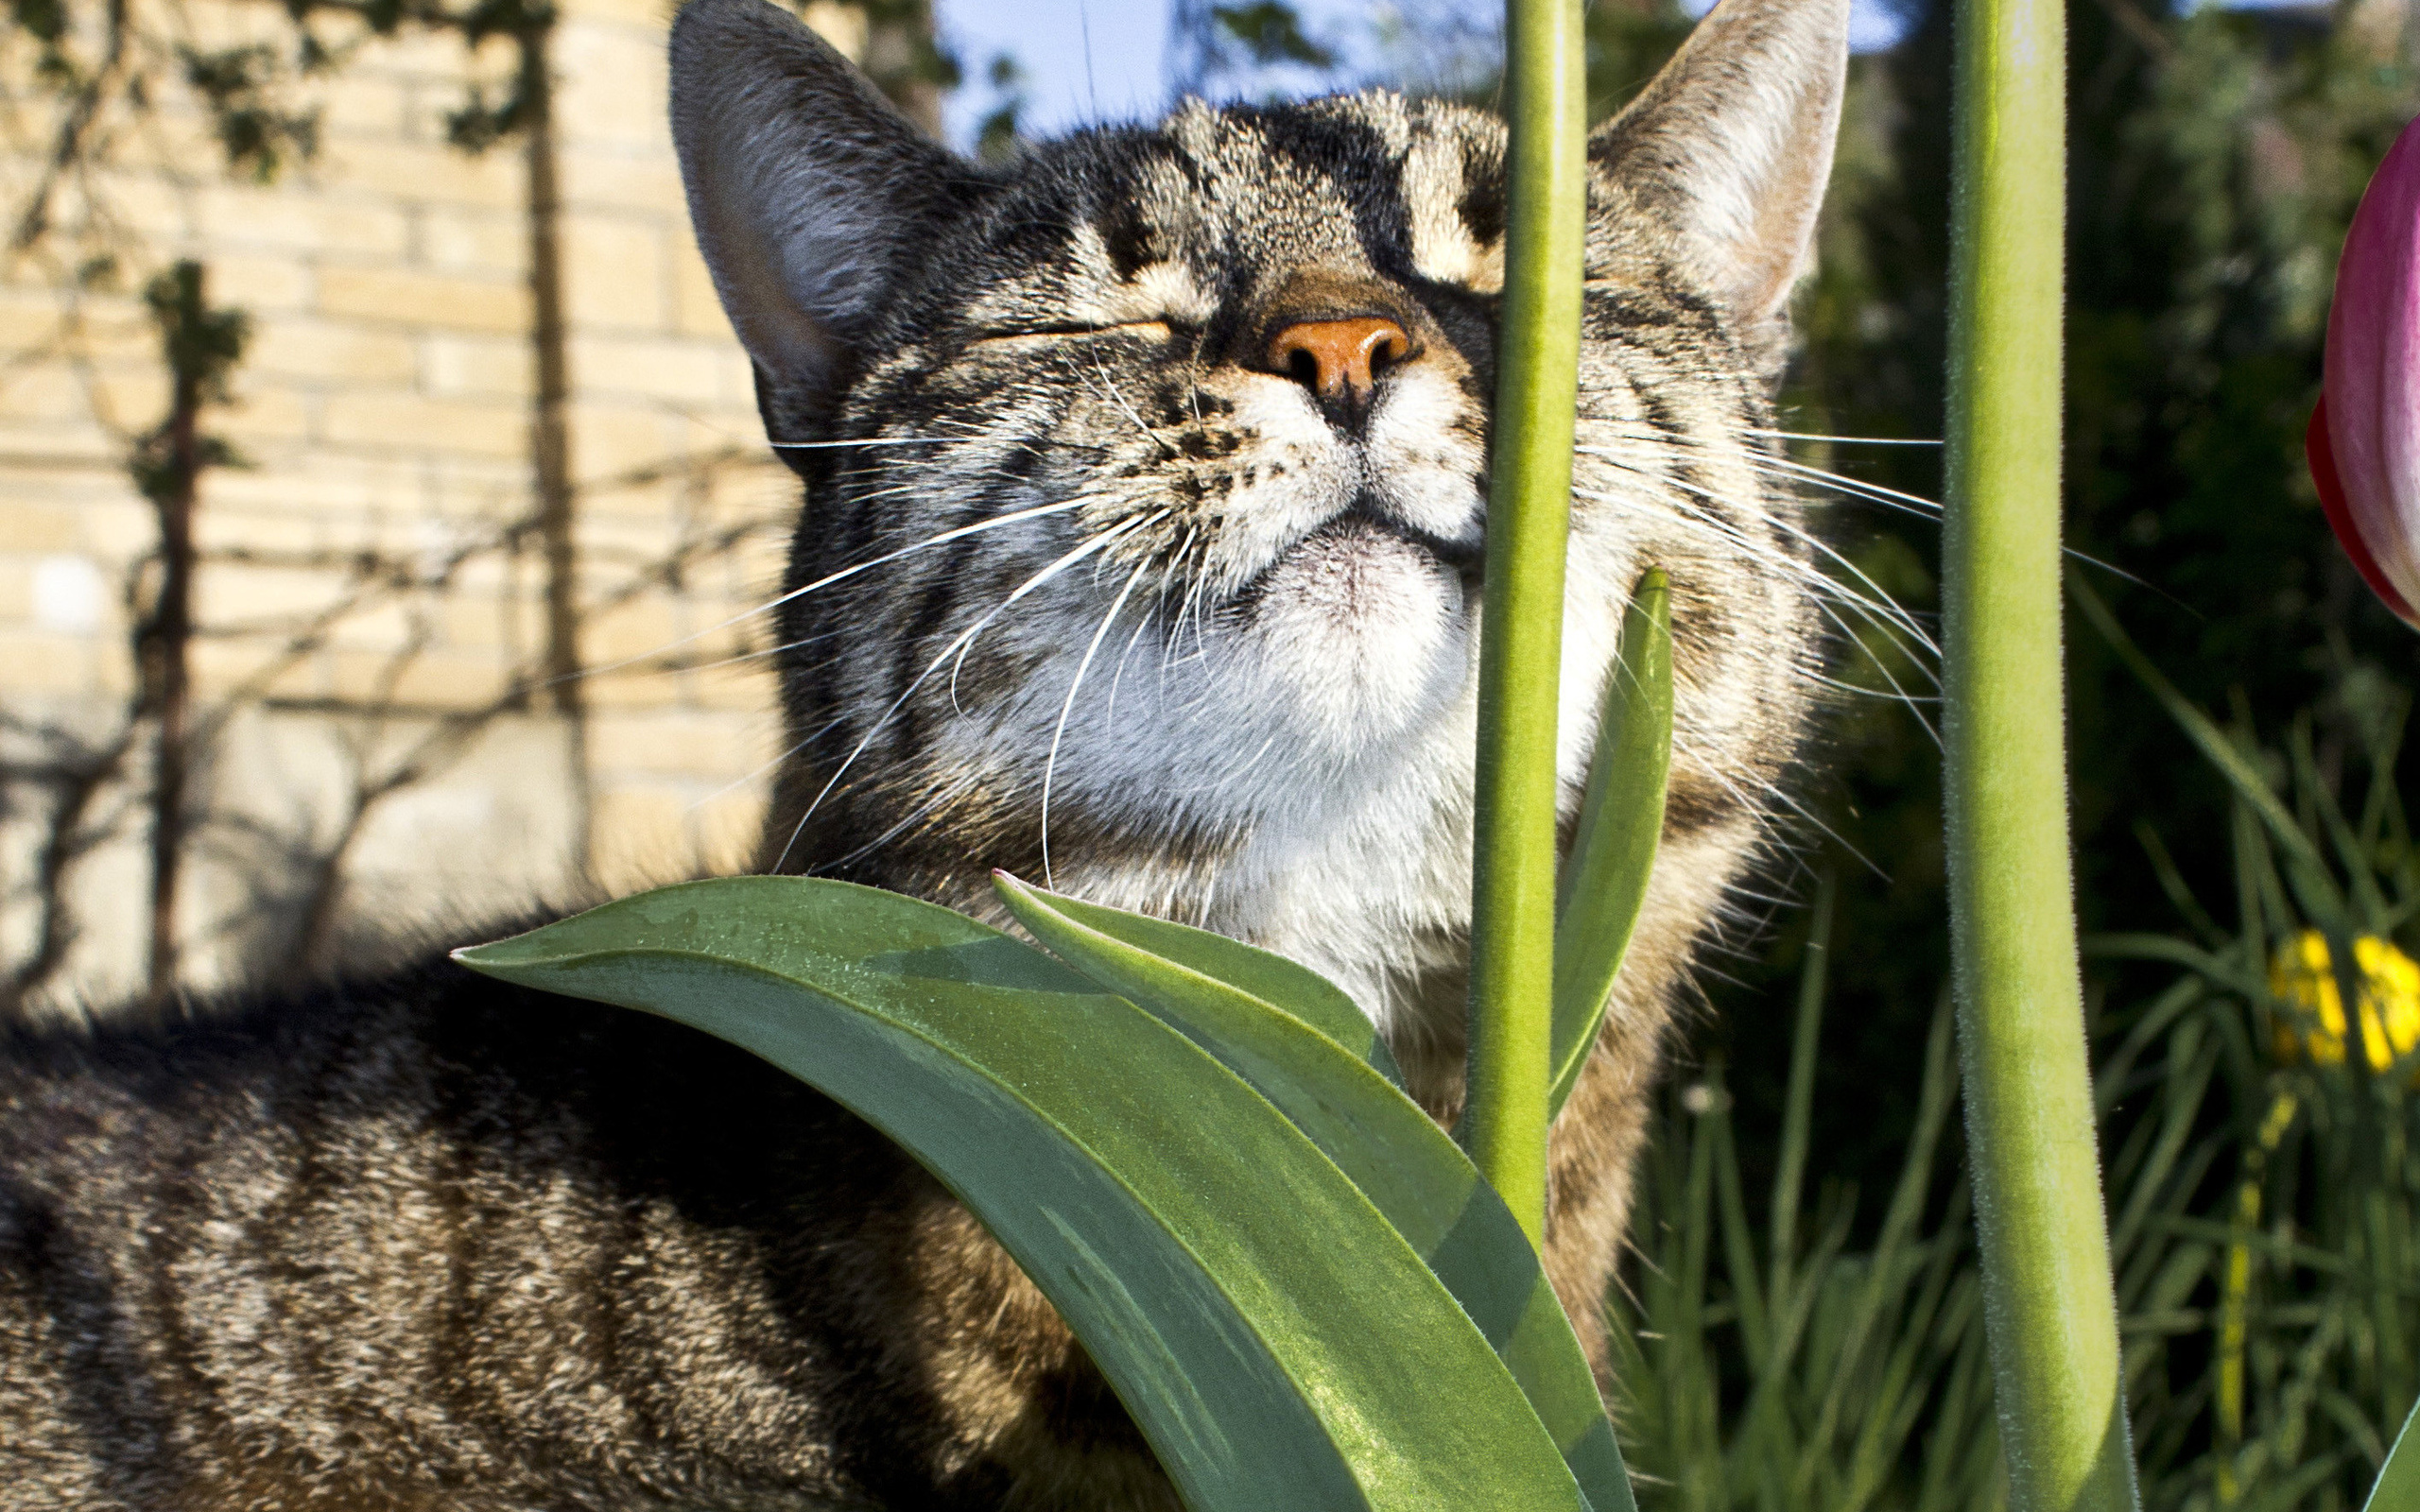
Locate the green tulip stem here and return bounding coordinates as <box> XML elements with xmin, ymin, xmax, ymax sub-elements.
<box><xmin>1942</xmin><ymin>0</ymin><xmax>2141</xmax><ymax>1505</ymax></box>
<box><xmin>1464</xmin><ymin>0</ymin><xmax>1586</xmax><ymax>1247</ymax></box>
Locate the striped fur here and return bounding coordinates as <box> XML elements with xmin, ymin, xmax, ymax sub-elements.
<box><xmin>0</xmin><ymin>0</ymin><xmax>1850</xmax><ymax>1504</ymax></box>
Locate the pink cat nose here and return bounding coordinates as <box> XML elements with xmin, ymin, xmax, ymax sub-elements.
<box><xmin>1266</xmin><ymin>317</ymin><xmax>1413</xmax><ymax>402</ymax></box>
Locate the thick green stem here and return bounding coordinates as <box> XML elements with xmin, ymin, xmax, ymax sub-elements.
<box><xmin>1465</xmin><ymin>0</ymin><xmax>1585</xmax><ymax>1246</ymax></box>
<box><xmin>1942</xmin><ymin>0</ymin><xmax>2139</xmax><ymax>1505</ymax></box>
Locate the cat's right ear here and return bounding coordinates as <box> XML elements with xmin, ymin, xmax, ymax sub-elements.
<box><xmin>1586</xmin><ymin>0</ymin><xmax>1851</xmax><ymax>369</ymax></box>
<box><xmin>669</xmin><ymin>0</ymin><xmax>963</xmax><ymax>422</ymax></box>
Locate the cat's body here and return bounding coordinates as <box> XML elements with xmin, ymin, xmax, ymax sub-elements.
<box><xmin>0</xmin><ymin>0</ymin><xmax>1850</xmax><ymax>1505</ymax></box>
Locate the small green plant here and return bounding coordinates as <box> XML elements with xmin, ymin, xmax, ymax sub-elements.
<box><xmin>459</xmin><ymin>564</ymin><xmax>1672</xmax><ymax>1511</ymax></box>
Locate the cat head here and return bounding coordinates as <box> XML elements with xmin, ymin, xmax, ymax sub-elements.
<box><xmin>667</xmin><ymin>0</ymin><xmax>1847</xmax><ymax>1017</ymax></box>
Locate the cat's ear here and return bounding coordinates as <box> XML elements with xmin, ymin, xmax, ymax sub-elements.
<box><xmin>1588</xmin><ymin>0</ymin><xmax>1851</xmax><ymax>355</ymax></box>
<box><xmin>669</xmin><ymin>0</ymin><xmax>964</xmax><ymax>416</ymax></box>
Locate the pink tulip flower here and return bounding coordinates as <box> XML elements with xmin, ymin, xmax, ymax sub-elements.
<box><xmin>2314</xmin><ymin>118</ymin><xmax>2420</xmax><ymax>628</ymax></box>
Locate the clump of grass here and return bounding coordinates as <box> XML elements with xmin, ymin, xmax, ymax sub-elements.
<box><xmin>2081</xmin><ymin>585</ymin><xmax>2417</xmax><ymax>1512</ymax></box>
<box><xmin>1613</xmin><ymin>598</ymin><xmax>2419</xmax><ymax>1510</ymax></box>
<box><xmin>1611</xmin><ymin>876</ymin><xmax>2005</xmax><ymax>1512</ymax></box>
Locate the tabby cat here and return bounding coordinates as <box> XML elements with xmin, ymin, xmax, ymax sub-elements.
<box><xmin>0</xmin><ymin>0</ymin><xmax>1848</xmax><ymax>1503</ymax></box>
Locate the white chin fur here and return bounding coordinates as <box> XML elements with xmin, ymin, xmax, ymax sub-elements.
<box><xmin>1235</xmin><ymin>522</ymin><xmax>1472</xmax><ymax>755</ymax></box>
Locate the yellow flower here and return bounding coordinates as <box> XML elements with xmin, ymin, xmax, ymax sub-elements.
<box><xmin>2267</xmin><ymin>929</ymin><xmax>2420</xmax><ymax>1080</ymax></box>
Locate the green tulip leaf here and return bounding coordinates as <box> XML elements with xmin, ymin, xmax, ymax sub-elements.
<box><xmin>2367</xmin><ymin>1396</ymin><xmax>2420</xmax><ymax>1512</ymax></box>
<box><xmin>1550</xmin><ymin>568</ymin><xmax>1673</xmax><ymax>1118</ymax></box>
<box><xmin>994</xmin><ymin>873</ymin><xmax>1635</xmax><ymax>1512</ymax></box>
<box><xmin>456</xmin><ymin>877</ymin><xmax>1585</xmax><ymax>1512</ymax></box>
<box><xmin>991</xmin><ymin>874</ymin><xmax>1407</xmax><ymax>1091</ymax></box>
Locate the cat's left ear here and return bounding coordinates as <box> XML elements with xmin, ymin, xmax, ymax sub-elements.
<box><xmin>669</xmin><ymin>0</ymin><xmax>969</xmax><ymax>437</ymax></box>
<box><xmin>1589</xmin><ymin>0</ymin><xmax>1852</xmax><ymax>364</ymax></box>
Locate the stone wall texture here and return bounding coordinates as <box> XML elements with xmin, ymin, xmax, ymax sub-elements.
<box><xmin>0</xmin><ymin>0</ymin><xmax>861</xmax><ymax>1008</ymax></box>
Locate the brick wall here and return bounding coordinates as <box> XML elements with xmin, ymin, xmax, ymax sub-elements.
<box><xmin>0</xmin><ymin>0</ymin><xmax>856</xmax><ymax>1008</ymax></box>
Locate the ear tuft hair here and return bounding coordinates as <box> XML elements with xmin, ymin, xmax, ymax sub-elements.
<box><xmin>1590</xmin><ymin>0</ymin><xmax>1851</xmax><ymax>365</ymax></box>
<box><xmin>669</xmin><ymin>0</ymin><xmax>970</xmax><ymax>431</ymax></box>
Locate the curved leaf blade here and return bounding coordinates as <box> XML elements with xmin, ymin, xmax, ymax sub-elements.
<box><xmin>1550</xmin><ymin>568</ymin><xmax>1673</xmax><ymax>1117</ymax></box>
<box><xmin>994</xmin><ymin>873</ymin><xmax>1635</xmax><ymax>1512</ymax></box>
<box><xmin>2367</xmin><ymin>1396</ymin><xmax>2420</xmax><ymax>1512</ymax></box>
<box><xmin>456</xmin><ymin>877</ymin><xmax>1582</xmax><ymax>1512</ymax></box>
<box><xmin>998</xmin><ymin>879</ymin><xmax>1409</xmax><ymax>1091</ymax></box>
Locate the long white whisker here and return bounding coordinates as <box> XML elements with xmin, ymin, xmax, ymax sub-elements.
<box><xmin>771</xmin><ymin>513</ymin><xmax>1166</xmax><ymax>874</ymax></box>
<box><xmin>951</xmin><ymin>513</ymin><xmax>1160</xmax><ymax>711</ymax></box>
<box><xmin>1042</xmin><ymin>550</ymin><xmax>1154</xmax><ymax>887</ymax></box>
<box><xmin>1749</xmin><ymin>428</ymin><xmax>1942</xmax><ymax>447</ymax></box>
<box><xmin>1581</xmin><ymin>435</ymin><xmax>1945</xmax><ymax>523</ymax></box>
<box><xmin>1597</xmin><ymin>430</ymin><xmax>2156</xmax><ymax>593</ymax></box>
<box><xmin>1812</xmin><ymin>598</ymin><xmax>1942</xmax><ymax>747</ymax></box>
<box><xmin>573</xmin><ymin>495</ymin><xmax>1092</xmax><ymax>687</ymax></box>
<box><xmin>766</xmin><ymin>437</ymin><xmax>970</xmax><ymax>449</ymax></box>
<box><xmin>1573</xmin><ymin>472</ymin><xmax>1938</xmax><ymax>660</ymax></box>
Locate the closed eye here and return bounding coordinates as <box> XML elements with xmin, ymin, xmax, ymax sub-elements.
<box><xmin>967</xmin><ymin>320</ymin><xmax>1179</xmax><ymax>347</ymax></box>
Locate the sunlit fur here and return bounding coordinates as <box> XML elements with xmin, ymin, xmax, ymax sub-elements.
<box><xmin>0</xmin><ymin>0</ymin><xmax>1851</xmax><ymax>1505</ymax></box>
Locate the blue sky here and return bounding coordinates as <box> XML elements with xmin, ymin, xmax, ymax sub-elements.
<box><xmin>934</xmin><ymin>0</ymin><xmax>1916</xmax><ymax>148</ymax></box>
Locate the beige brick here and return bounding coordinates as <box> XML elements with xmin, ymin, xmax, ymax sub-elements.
<box><xmin>327</xmin><ymin>597</ymin><xmax>424</xmax><ymax>654</ymax></box>
<box><xmin>194</xmin><ymin>507</ymin><xmax>320</xmax><ymax>557</ymax></box>
<box><xmin>713</xmin><ymin>348</ymin><xmax>757</xmax><ymax>410</ymax></box>
<box><xmin>0</xmin><ymin>502</ymin><xmax>88</xmax><ymax>553</ymax></box>
<box><xmin>438</xmin><ymin>591</ymin><xmax>546</xmax><ymax>654</ymax></box>
<box><xmin>668</xmin><ymin>243</ymin><xmax>735</xmax><ymax>342</ymax></box>
<box><xmin>593</xmin><ymin>709</ymin><xmax>775</xmax><ymax>781</ymax></box>
<box><xmin>562</xmin><ymin>0</ymin><xmax>685</xmax><ymax>33</ymax></box>
<box><xmin>323</xmin><ymin>390</ymin><xmax>528</xmax><ymax>458</ymax></box>
<box><xmin>170</xmin><ymin>1</ymin><xmax>290</xmax><ymax>54</ymax></box>
<box><xmin>573</xmin><ymin>507</ymin><xmax>682</xmax><ymax>561</ymax></box>
<box><xmin>247</xmin><ymin>317</ymin><xmax>418</xmax><ymax>385</ymax></box>
<box><xmin>562</xmin><ymin>215</ymin><xmax>666</xmax><ymax>332</ymax></box>
<box><xmin>581</xmin><ymin>660</ymin><xmax>687</xmax><ymax>709</ymax></box>
<box><xmin>0</xmin><ymin>629</ymin><xmax>100</xmax><ymax>693</ymax></box>
<box><xmin>557</xmin><ymin>149</ymin><xmax>686</xmax><ymax>216</ymax></box>
<box><xmin>0</xmin><ymin>288</ymin><xmax>75</xmax><ymax>351</ymax></box>
<box><xmin>192</xmin><ymin>636</ymin><xmax>323</xmax><ymax>702</ymax></box>
<box><xmin>327</xmin><ymin>138</ymin><xmax>525</xmax><ymax>211</ymax></box>
<box><xmin>333</xmin><ymin>646</ymin><xmax>508</xmax><ymax>707</ymax></box>
<box><xmin>372</xmin><ymin>27</ymin><xmax>515</xmax><ymax>80</ymax></box>
<box><xmin>87</xmin><ymin>172</ymin><xmax>193</xmax><ymax>240</ymax></box>
<box><xmin>421</xmin><ymin>332</ymin><xmax>532</xmax><ymax>397</ymax></box>
<box><xmin>420</xmin><ymin>206</ymin><xmax>525</xmax><ymax>275</ymax></box>
<box><xmin>568</xmin><ymin>335</ymin><xmax>724</xmax><ymax>405</ymax></box>
<box><xmin>590</xmin><ymin>782</ymin><xmax>693</xmax><ymax>890</ymax></box>
<box><xmin>551</xmin><ymin>27</ymin><xmax>668</xmax><ymax>150</ymax></box>
<box><xmin>87</xmin><ymin>367</ymin><xmax>172</xmax><ymax>431</ymax></box>
<box><xmin>315</xmin><ymin>74</ymin><xmax>411</xmax><ymax>139</ymax></box>
<box><xmin>194</xmin><ymin>187</ymin><xmax>411</xmax><ymax>258</ymax></box>
<box><xmin>208</xmin><ymin>254</ymin><xmax>315</xmax><ymax>314</ymax></box>
<box><xmin>567</xmin><ymin>401</ymin><xmax>686</xmax><ymax>482</ymax></box>
<box><xmin>582</xmin><ymin>594</ymin><xmax>683</xmax><ymax>664</ymax></box>
<box><xmin>64</xmin><ymin>309</ymin><xmax>164</xmax><ymax>368</ymax></box>
<box><xmin>198</xmin><ymin>562</ymin><xmax>352</xmax><ymax>627</ymax></box>
<box><xmin>204</xmin><ymin>460</ymin><xmax>424</xmax><ymax>518</ymax></box>
<box><xmin>798</xmin><ymin>1</ymin><xmax>871</xmax><ymax>60</ymax></box>
<box><xmin>689</xmin><ymin>659</ymin><xmax>778</xmax><ymax>713</ymax></box>
<box><xmin>0</xmin><ymin>367</ymin><xmax>103</xmax><ymax>425</ymax></box>
<box><xmin>76</xmin><ymin>500</ymin><xmax>161</xmax><ymax>560</ymax></box>
<box><xmin>0</xmin><ymin>556</ymin><xmax>34</xmax><ymax>623</ymax></box>
<box><xmin>217</xmin><ymin>383</ymin><xmax>315</xmax><ymax>444</ymax></box>
<box><xmin>0</xmin><ymin>296</ymin><xmax>146</xmax><ymax>377</ymax></box>
<box><xmin>320</xmin><ymin>266</ymin><xmax>529</xmax><ymax>334</ymax></box>
<box><xmin>427</xmin><ymin>471</ymin><xmax>532</xmax><ymax>523</ymax></box>
<box><xmin>684</xmin><ymin>789</ymin><xmax>768</xmax><ymax>873</ymax></box>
